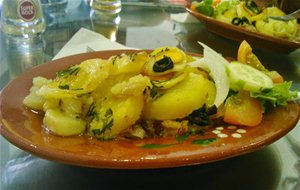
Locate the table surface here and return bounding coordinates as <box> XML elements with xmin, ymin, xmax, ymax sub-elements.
<box><xmin>0</xmin><ymin>1</ymin><xmax>300</xmax><ymax>190</ymax></box>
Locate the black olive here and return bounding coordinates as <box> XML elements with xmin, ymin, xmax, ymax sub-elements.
<box><xmin>153</xmin><ymin>56</ymin><xmax>174</xmax><ymax>72</ymax></box>
<box><xmin>232</xmin><ymin>17</ymin><xmax>242</xmax><ymax>25</ymax></box>
<box><xmin>241</xmin><ymin>16</ymin><xmax>250</xmax><ymax>24</ymax></box>
<box><xmin>206</xmin><ymin>105</ymin><xmax>217</xmax><ymax>115</ymax></box>
<box><xmin>245</xmin><ymin>0</ymin><xmax>261</xmax><ymax>14</ymax></box>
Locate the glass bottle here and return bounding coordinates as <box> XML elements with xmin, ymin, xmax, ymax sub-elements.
<box><xmin>0</xmin><ymin>0</ymin><xmax>46</xmax><ymax>37</ymax></box>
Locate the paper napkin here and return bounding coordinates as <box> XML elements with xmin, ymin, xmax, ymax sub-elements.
<box><xmin>53</xmin><ymin>28</ymin><xmax>133</xmax><ymax>60</ymax></box>
<box><xmin>170</xmin><ymin>12</ymin><xmax>199</xmax><ymax>23</ymax></box>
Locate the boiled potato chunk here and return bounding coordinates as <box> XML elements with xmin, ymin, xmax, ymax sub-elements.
<box><xmin>23</xmin><ymin>89</ymin><xmax>45</xmax><ymax>110</ymax></box>
<box><xmin>23</xmin><ymin>77</ymin><xmax>51</xmax><ymax>110</ymax></box>
<box><xmin>111</xmin><ymin>74</ymin><xmax>151</xmax><ymax>97</ymax></box>
<box><xmin>32</xmin><ymin>76</ymin><xmax>51</xmax><ymax>87</ymax></box>
<box><xmin>110</xmin><ymin>96</ymin><xmax>144</xmax><ymax>137</ymax></box>
<box><xmin>38</xmin><ymin>59</ymin><xmax>110</xmax><ymax>100</ymax></box>
<box><xmin>142</xmin><ymin>72</ymin><xmax>216</xmax><ymax>120</ymax></box>
<box><xmin>43</xmin><ymin>98</ymin><xmax>60</xmax><ymax>111</ymax></box>
<box><xmin>89</xmin><ymin>95</ymin><xmax>144</xmax><ymax>139</ymax></box>
<box><xmin>256</xmin><ymin>19</ymin><xmax>298</xmax><ymax>40</ymax></box>
<box><xmin>150</xmin><ymin>47</ymin><xmax>186</xmax><ymax>64</ymax></box>
<box><xmin>60</xmin><ymin>98</ymin><xmax>82</xmax><ymax>117</ymax></box>
<box><xmin>37</xmin><ymin>82</ymin><xmax>81</xmax><ymax>99</ymax></box>
<box><xmin>151</xmin><ymin>71</ymin><xmax>188</xmax><ymax>89</ymax></box>
<box><xmin>44</xmin><ymin>109</ymin><xmax>86</xmax><ymax>136</ymax></box>
<box><xmin>111</xmin><ymin>52</ymin><xmax>149</xmax><ymax>75</ymax></box>
<box><xmin>143</xmin><ymin>47</ymin><xmax>187</xmax><ymax>76</ymax></box>
<box><xmin>67</xmin><ymin>59</ymin><xmax>110</xmax><ymax>91</ymax></box>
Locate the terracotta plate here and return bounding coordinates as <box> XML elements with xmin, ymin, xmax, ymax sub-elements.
<box><xmin>186</xmin><ymin>7</ymin><xmax>300</xmax><ymax>53</ymax></box>
<box><xmin>0</xmin><ymin>50</ymin><xmax>299</xmax><ymax>169</ymax></box>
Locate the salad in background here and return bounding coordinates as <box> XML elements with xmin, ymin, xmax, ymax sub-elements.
<box><xmin>191</xmin><ymin>0</ymin><xmax>300</xmax><ymax>42</ymax></box>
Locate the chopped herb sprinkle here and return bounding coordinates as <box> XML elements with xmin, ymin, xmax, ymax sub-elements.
<box><xmin>86</xmin><ymin>104</ymin><xmax>99</xmax><ymax>121</ymax></box>
<box><xmin>150</xmin><ymin>83</ymin><xmax>159</xmax><ymax>98</ymax></box>
<box><xmin>140</xmin><ymin>143</ymin><xmax>175</xmax><ymax>149</ymax></box>
<box><xmin>90</xmin><ymin>108</ymin><xmax>114</xmax><ymax>140</ymax></box>
<box><xmin>192</xmin><ymin>138</ymin><xmax>217</xmax><ymax>145</ymax></box>
<box><xmin>57</xmin><ymin>66</ymin><xmax>80</xmax><ymax>77</ymax></box>
<box><xmin>58</xmin><ymin>84</ymin><xmax>70</xmax><ymax>89</ymax></box>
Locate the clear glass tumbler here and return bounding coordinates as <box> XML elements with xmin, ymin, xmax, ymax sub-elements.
<box><xmin>40</xmin><ymin>0</ymin><xmax>68</xmax><ymax>25</ymax></box>
<box><xmin>91</xmin><ymin>0</ymin><xmax>122</xmax><ymax>16</ymax></box>
<box><xmin>0</xmin><ymin>0</ymin><xmax>46</xmax><ymax>37</ymax></box>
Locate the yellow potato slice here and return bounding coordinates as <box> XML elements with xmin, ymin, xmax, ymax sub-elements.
<box><xmin>142</xmin><ymin>72</ymin><xmax>216</xmax><ymax>120</ymax></box>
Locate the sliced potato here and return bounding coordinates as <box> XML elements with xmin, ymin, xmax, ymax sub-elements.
<box><xmin>151</xmin><ymin>71</ymin><xmax>188</xmax><ymax>89</ymax></box>
<box><xmin>43</xmin><ymin>98</ymin><xmax>60</xmax><ymax>112</ymax></box>
<box><xmin>88</xmin><ymin>95</ymin><xmax>144</xmax><ymax>139</ymax></box>
<box><xmin>36</xmin><ymin>83</ymin><xmax>78</xmax><ymax>99</ymax></box>
<box><xmin>142</xmin><ymin>72</ymin><xmax>216</xmax><ymax>120</ymax></box>
<box><xmin>110</xmin><ymin>52</ymin><xmax>149</xmax><ymax>75</ymax></box>
<box><xmin>61</xmin><ymin>98</ymin><xmax>82</xmax><ymax>117</ymax></box>
<box><xmin>23</xmin><ymin>77</ymin><xmax>51</xmax><ymax>110</ymax></box>
<box><xmin>23</xmin><ymin>90</ymin><xmax>45</xmax><ymax>110</ymax></box>
<box><xmin>32</xmin><ymin>76</ymin><xmax>51</xmax><ymax>87</ymax></box>
<box><xmin>67</xmin><ymin>58</ymin><xmax>111</xmax><ymax>91</ymax></box>
<box><xmin>44</xmin><ymin>109</ymin><xmax>86</xmax><ymax>136</ymax></box>
<box><xmin>111</xmin><ymin>74</ymin><xmax>151</xmax><ymax>97</ymax></box>
<box><xmin>143</xmin><ymin>47</ymin><xmax>187</xmax><ymax>76</ymax></box>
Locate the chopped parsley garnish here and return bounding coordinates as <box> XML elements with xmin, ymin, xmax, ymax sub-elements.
<box><xmin>92</xmin><ymin>119</ymin><xmax>113</xmax><ymax>137</ymax></box>
<box><xmin>71</xmin><ymin>88</ymin><xmax>84</xmax><ymax>91</ymax></box>
<box><xmin>140</xmin><ymin>137</ymin><xmax>217</xmax><ymax>148</ymax></box>
<box><xmin>57</xmin><ymin>66</ymin><xmax>80</xmax><ymax>77</ymax></box>
<box><xmin>157</xmin><ymin>47</ymin><xmax>170</xmax><ymax>54</ymax></box>
<box><xmin>150</xmin><ymin>83</ymin><xmax>159</xmax><ymax>98</ymax></box>
<box><xmin>86</xmin><ymin>103</ymin><xmax>99</xmax><ymax>121</ymax></box>
<box><xmin>192</xmin><ymin>138</ymin><xmax>217</xmax><ymax>145</ymax></box>
<box><xmin>110</xmin><ymin>56</ymin><xmax>117</xmax><ymax>65</ymax></box>
<box><xmin>129</xmin><ymin>53</ymin><xmax>136</xmax><ymax>62</ymax></box>
<box><xmin>176</xmin><ymin>133</ymin><xmax>190</xmax><ymax>143</ymax></box>
<box><xmin>58</xmin><ymin>84</ymin><xmax>70</xmax><ymax>89</ymax></box>
<box><xmin>90</xmin><ymin>108</ymin><xmax>114</xmax><ymax>141</ymax></box>
<box><xmin>105</xmin><ymin>108</ymin><xmax>113</xmax><ymax>117</ymax></box>
<box><xmin>140</xmin><ymin>143</ymin><xmax>175</xmax><ymax>149</ymax></box>
<box><xmin>76</xmin><ymin>92</ymin><xmax>91</xmax><ymax>98</ymax></box>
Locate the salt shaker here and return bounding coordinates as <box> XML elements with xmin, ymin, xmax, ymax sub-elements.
<box><xmin>0</xmin><ymin>0</ymin><xmax>46</xmax><ymax>37</ymax></box>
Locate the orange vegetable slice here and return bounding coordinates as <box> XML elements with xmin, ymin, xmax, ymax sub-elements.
<box><xmin>223</xmin><ymin>91</ymin><xmax>263</xmax><ymax>127</ymax></box>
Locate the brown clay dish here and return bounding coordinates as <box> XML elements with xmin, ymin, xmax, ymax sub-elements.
<box><xmin>0</xmin><ymin>50</ymin><xmax>299</xmax><ymax>169</ymax></box>
<box><xmin>186</xmin><ymin>7</ymin><xmax>300</xmax><ymax>53</ymax></box>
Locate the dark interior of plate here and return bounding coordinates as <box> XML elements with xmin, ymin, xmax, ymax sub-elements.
<box><xmin>0</xmin><ymin>50</ymin><xmax>299</xmax><ymax>169</ymax></box>
<box><xmin>186</xmin><ymin>7</ymin><xmax>300</xmax><ymax>53</ymax></box>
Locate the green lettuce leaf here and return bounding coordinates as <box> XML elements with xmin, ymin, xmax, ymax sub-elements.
<box><xmin>250</xmin><ymin>81</ymin><xmax>297</xmax><ymax>107</ymax></box>
<box><xmin>216</xmin><ymin>1</ymin><xmax>230</xmax><ymax>14</ymax></box>
<box><xmin>196</xmin><ymin>0</ymin><xmax>215</xmax><ymax>17</ymax></box>
<box><xmin>216</xmin><ymin>0</ymin><xmax>240</xmax><ymax>15</ymax></box>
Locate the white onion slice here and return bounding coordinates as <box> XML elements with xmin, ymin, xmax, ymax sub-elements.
<box><xmin>197</xmin><ymin>42</ymin><xmax>230</xmax><ymax>107</ymax></box>
<box><xmin>188</xmin><ymin>57</ymin><xmax>209</xmax><ymax>71</ymax></box>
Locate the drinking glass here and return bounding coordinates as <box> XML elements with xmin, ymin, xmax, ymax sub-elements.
<box><xmin>90</xmin><ymin>11</ymin><xmax>120</xmax><ymax>41</ymax></box>
<box><xmin>40</xmin><ymin>0</ymin><xmax>68</xmax><ymax>25</ymax></box>
<box><xmin>90</xmin><ymin>0</ymin><xmax>122</xmax><ymax>16</ymax></box>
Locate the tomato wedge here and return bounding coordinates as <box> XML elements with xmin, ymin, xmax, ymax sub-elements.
<box><xmin>237</xmin><ymin>40</ymin><xmax>265</xmax><ymax>70</ymax></box>
<box><xmin>237</xmin><ymin>40</ymin><xmax>283</xmax><ymax>83</ymax></box>
<box><xmin>223</xmin><ymin>91</ymin><xmax>263</xmax><ymax>127</ymax></box>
